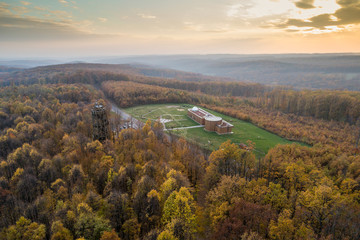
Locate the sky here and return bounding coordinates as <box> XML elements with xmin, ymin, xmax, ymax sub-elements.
<box><xmin>0</xmin><ymin>0</ymin><xmax>360</xmax><ymax>58</ymax></box>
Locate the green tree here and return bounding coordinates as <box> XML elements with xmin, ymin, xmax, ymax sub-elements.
<box><xmin>264</xmin><ymin>182</ymin><xmax>289</xmax><ymax>212</ymax></box>
<box><xmin>269</xmin><ymin>209</ymin><xmax>295</xmax><ymax>240</ymax></box>
<box><xmin>157</xmin><ymin>229</ymin><xmax>178</xmax><ymax>240</ymax></box>
<box><xmin>51</xmin><ymin>221</ymin><xmax>73</xmax><ymax>240</ymax></box>
<box><xmin>162</xmin><ymin>187</ymin><xmax>196</xmax><ymax>238</ymax></box>
<box><xmin>74</xmin><ymin>210</ymin><xmax>111</xmax><ymax>240</ymax></box>
<box><xmin>121</xmin><ymin>218</ymin><xmax>140</xmax><ymax>240</ymax></box>
<box><xmin>5</xmin><ymin>216</ymin><xmax>46</xmax><ymax>240</ymax></box>
<box><xmin>205</xmin><ymin>140</ymin><xmax>256</xmax><ymax>189</ymax></box>
<box><xmin>294</xmin><ymin>223</ymin><xmax>316</xmax><ymax>240</ymax></box>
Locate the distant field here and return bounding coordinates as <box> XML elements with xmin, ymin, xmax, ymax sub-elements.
<box><xmin>125</xmin><ymin>104</ymin><xmax>307</xmax><ymax>157</ymax></box>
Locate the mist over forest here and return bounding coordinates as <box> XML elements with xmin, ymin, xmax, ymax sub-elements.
<box><xmin>95</xmin><ymin>54</ymin><xmax>360</xmax><ymax>90</ymax></box>
<box><xmin>2</xmin><ymin>53</ymin><xmax>359</xmax><ymax>90</ymax></box>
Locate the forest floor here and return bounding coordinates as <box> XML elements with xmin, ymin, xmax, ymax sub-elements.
<box><xmin>125</xmin><ymin>103</ymin><xmax>306</xmax><ymax>157</ymax></box>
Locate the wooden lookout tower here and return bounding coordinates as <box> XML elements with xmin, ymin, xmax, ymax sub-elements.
<box><xmin>92</xmin><ymin>101</ymin><xmax>110</xmax><ymax>142</ymax></box>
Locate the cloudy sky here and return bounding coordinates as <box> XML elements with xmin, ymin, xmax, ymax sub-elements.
<box><xmin>1</xmin><ymin>0</ymin><xmax>360</xmax><ymax>57</ymax></box>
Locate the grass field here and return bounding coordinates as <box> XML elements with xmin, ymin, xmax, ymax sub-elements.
<box><xmin>125</xmin><ymin>104</ymin><xmax>197</xmax><ymax>129</ymax></box>
<box><xmin>125</xmin><ymin>104</ymin><xmax>307</xmax><ymax>157</ymax></box>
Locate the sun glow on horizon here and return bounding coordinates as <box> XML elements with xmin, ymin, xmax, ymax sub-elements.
<box><xmin>0</xmin><ymin>0</ymin><xmax>360</xmax><ymax>57</ymax></box>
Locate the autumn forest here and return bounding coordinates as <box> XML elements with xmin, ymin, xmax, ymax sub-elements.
<box><xmin>0</xmin><ymin>63</ymin><xmax>360</xmax><ymax>240</ymax></box>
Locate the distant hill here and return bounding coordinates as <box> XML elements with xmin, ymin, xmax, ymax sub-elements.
<box><xmin>0</xmin><ymin>66</ymin><xmax>23</xmax><ymax>73</ymax></box>
<box><xmin>0</xmin><ymin>59</ymin><xmax>64</xmax><ymax>68</ymax></box>
<box><xmin>1</xmin><ymin>63</ymin><xmax>235</xmax><ymax>84</ymax></box>
<box><xmin>2</xmin><ymin>53</ymin><xmax>360</xmax><ymax>90</ymax></box>
<box><xmin>93</xmin><ymin>54</ymin><xmax>360</xmax><ymax>90</ymax></box>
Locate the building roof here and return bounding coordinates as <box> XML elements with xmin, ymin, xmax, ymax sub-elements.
<box><xmin>205</xmin><ymin>115</ymin><xmax>222</xmax><ymax>121</ymax></box>
<box><xmin>188</xmin><ymin>107</ymin><xmax>207</xmax><ymax>118</ymax></box>
<box><xmin>217</xmin><ymin>120</ymin><xmax>234</xmax><ymax>128</ymax></box>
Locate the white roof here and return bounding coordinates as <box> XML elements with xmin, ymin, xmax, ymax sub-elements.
<box><xmin>191</xmin><ymin>106</ymin><xmax>199</xmax><ymax>111</ymax></box>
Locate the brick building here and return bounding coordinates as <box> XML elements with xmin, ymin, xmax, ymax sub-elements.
<box><xmin>187</xmin><ymin>107</ymin><xmax>233</xmax><ymax>134</ymax></box>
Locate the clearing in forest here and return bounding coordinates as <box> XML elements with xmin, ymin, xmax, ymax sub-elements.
<box><xmin>125</xmin><ymin>103</ymin><xmax>306</xmax><ymax>157</ymax></box>
<box><xmin>125</xmin><ymin>104</ymin><xmax>198</xmax><ymax>129</ymax></box>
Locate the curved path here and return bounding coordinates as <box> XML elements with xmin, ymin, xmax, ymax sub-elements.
<box><xmin>110</xmin><ymin>102</ymin><xmax>144</xmax><ymax>129</ymax></box>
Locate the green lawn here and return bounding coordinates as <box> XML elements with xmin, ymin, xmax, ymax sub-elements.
<box><xmin>124</xmin><ymin>103</ymin><xmax>307</xmax><ymax>157</ymax></box>
<box><xmin>125</xmin><ymin>104</ymin><xmax>198</xmax><ymax>129</ymax></box>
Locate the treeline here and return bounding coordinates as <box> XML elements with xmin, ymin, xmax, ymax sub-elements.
<box><xmin>257</xmin><ymin>89</ymin><xmax>360</xmax><ymax>124</ymax></box>
<box><xmin>1</xmin><ymin>84</ymin><xmax>360</xmax><ymax>239</ymax></box>
<box><xmin>125</xmin><ymin>65</ymin><xmax>235</xmax><ymax>82</ymax></box>
<box><xmin>1</xmin><ymin>69</ymin><xmax>130</xmax><ymax>86</ymax></box>
<box><xmin>102</xmin><ymin>80</ymin><xmax>191</xmax><ymax>107</ymax></box>
<box><xmin>141</xmin><ymin>80</ymin><xmax>267</xmax><ymax>98</ymax></box>
<box><xmin>102</xmin><ymin>81</ymin><xmax>216</xmax><ymax>108</ymax></box>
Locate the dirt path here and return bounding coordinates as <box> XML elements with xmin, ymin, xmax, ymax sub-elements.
<box><xmin>166</xmin><ymin>125</ymin><xmax>204</xmax><ymax>131</ymax></box>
